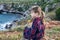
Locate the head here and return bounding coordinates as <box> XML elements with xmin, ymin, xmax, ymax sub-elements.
<box><xmin>30</xmin><ymin>6</ymin><xmax>44</xmax><ymax>19</ymax></box>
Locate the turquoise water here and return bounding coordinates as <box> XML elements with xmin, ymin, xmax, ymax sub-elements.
<box><xmin>0</xmin><ymin>12</ymin><xmax>22</xmax><ymax>31</ymax></box>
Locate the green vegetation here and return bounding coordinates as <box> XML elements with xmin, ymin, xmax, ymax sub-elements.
<box><xmin>0</xmin><ymin>26</ymin><xmax>60</xmax><ymax>40</ymax></box>
<box><xmin>55</xmin><ymin>8</ymin><xmax>60</xmax><ymax>20</ymax></box>
<box><xmin>46</xmin><ymin>26</ymin><xmax>60</xmax><ymax>40</ymax></box>
<box><xmin>0</xmin><ymin>0</ymin><xmax>41</xmax><ymax>3</ymax></box>
<box><xmin>0</xmin><ymin>25</ymin><xmax>24</xmax><ymax>40</ymax></box>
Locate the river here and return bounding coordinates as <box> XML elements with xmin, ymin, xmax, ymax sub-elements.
<box><xmin>0</xmin><ymin>12</ymin><xmax>24</xmax><ymax>31</ymax></box>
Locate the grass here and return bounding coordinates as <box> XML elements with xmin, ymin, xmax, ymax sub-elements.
<box><xmin>0</xmin><ymin>25</ymin><xmax>24</xmax><ymax>40</ymax></box>
<box><xmin>45</xmin><ymin>26</ymin><xmax>60</xmax><ymax>40</ymax></box>
<box><xmin>0</xmin><ymin>23</ymin><xmax>60</xmax><ymax>40</ymax></box>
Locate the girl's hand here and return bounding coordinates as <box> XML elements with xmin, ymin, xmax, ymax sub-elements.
<box><xmin>26</xmin><ymin>20</ymin><xmax>32</xmax><ymax>28</ymax></box>
<box><xmin>27</xmin><ymin>22</ymin><xmax>32</xmax><ymax>28</ymax></box>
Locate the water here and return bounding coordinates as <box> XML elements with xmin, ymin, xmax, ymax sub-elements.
<box><xmin>0</xmin><ymin>12</ymin><xmax>23</xmax><ymax>31</ymax></box>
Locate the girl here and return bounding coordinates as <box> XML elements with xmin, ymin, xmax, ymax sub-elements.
<box><xmin>24</xmin><ymin>6</ymin><xmax>45</xmax><ymax>40</ymax></box>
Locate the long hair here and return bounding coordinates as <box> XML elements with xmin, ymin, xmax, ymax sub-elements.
<box><xmin>30</xmin><ymin>6</ymin><xmax>45</xmax><ymax>20</ymax></box>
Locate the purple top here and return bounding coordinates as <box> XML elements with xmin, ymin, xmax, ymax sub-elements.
<box><xmin>24</xmin><ymin>17</ymin><xmax>45</xmax><ymax>40</ymax></box>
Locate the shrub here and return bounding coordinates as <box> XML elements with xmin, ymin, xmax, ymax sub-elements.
<box><xmin>55</xmin><ymin>8</ymin><xmax>60</xmax><ymax>20</ymax></box>
<box><xmin>14</xmin><ymin>27</ymin><xmax>24</xmax><ymax>32</ymax></box>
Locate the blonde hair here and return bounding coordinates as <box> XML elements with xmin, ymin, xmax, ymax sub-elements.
<box><xmin>30</xmin><ymin>6</ymin><xmax>45</xmax><ymax>20</ymax></box>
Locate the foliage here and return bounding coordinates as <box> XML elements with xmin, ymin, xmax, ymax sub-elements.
<box><xmin>14</xmin><ymin>27</ymin><xmax>24</xmax><ymax>32</ymax></box>
<box><xmin>55</xmin><ymin>8</ymin><xmax>60</xmax><ymax>20</ymax></box>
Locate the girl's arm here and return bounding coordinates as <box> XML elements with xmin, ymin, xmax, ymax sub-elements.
<box><xmin>30</xmin><ymin>19</ymin><xmax>37</xmax><ymax>38</ymax></box>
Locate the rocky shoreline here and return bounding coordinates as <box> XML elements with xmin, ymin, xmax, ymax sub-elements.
<box><xmin>0</xmin><ymin>3</ymin><xmax>26</xmax><ymax>16</ymax></box>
